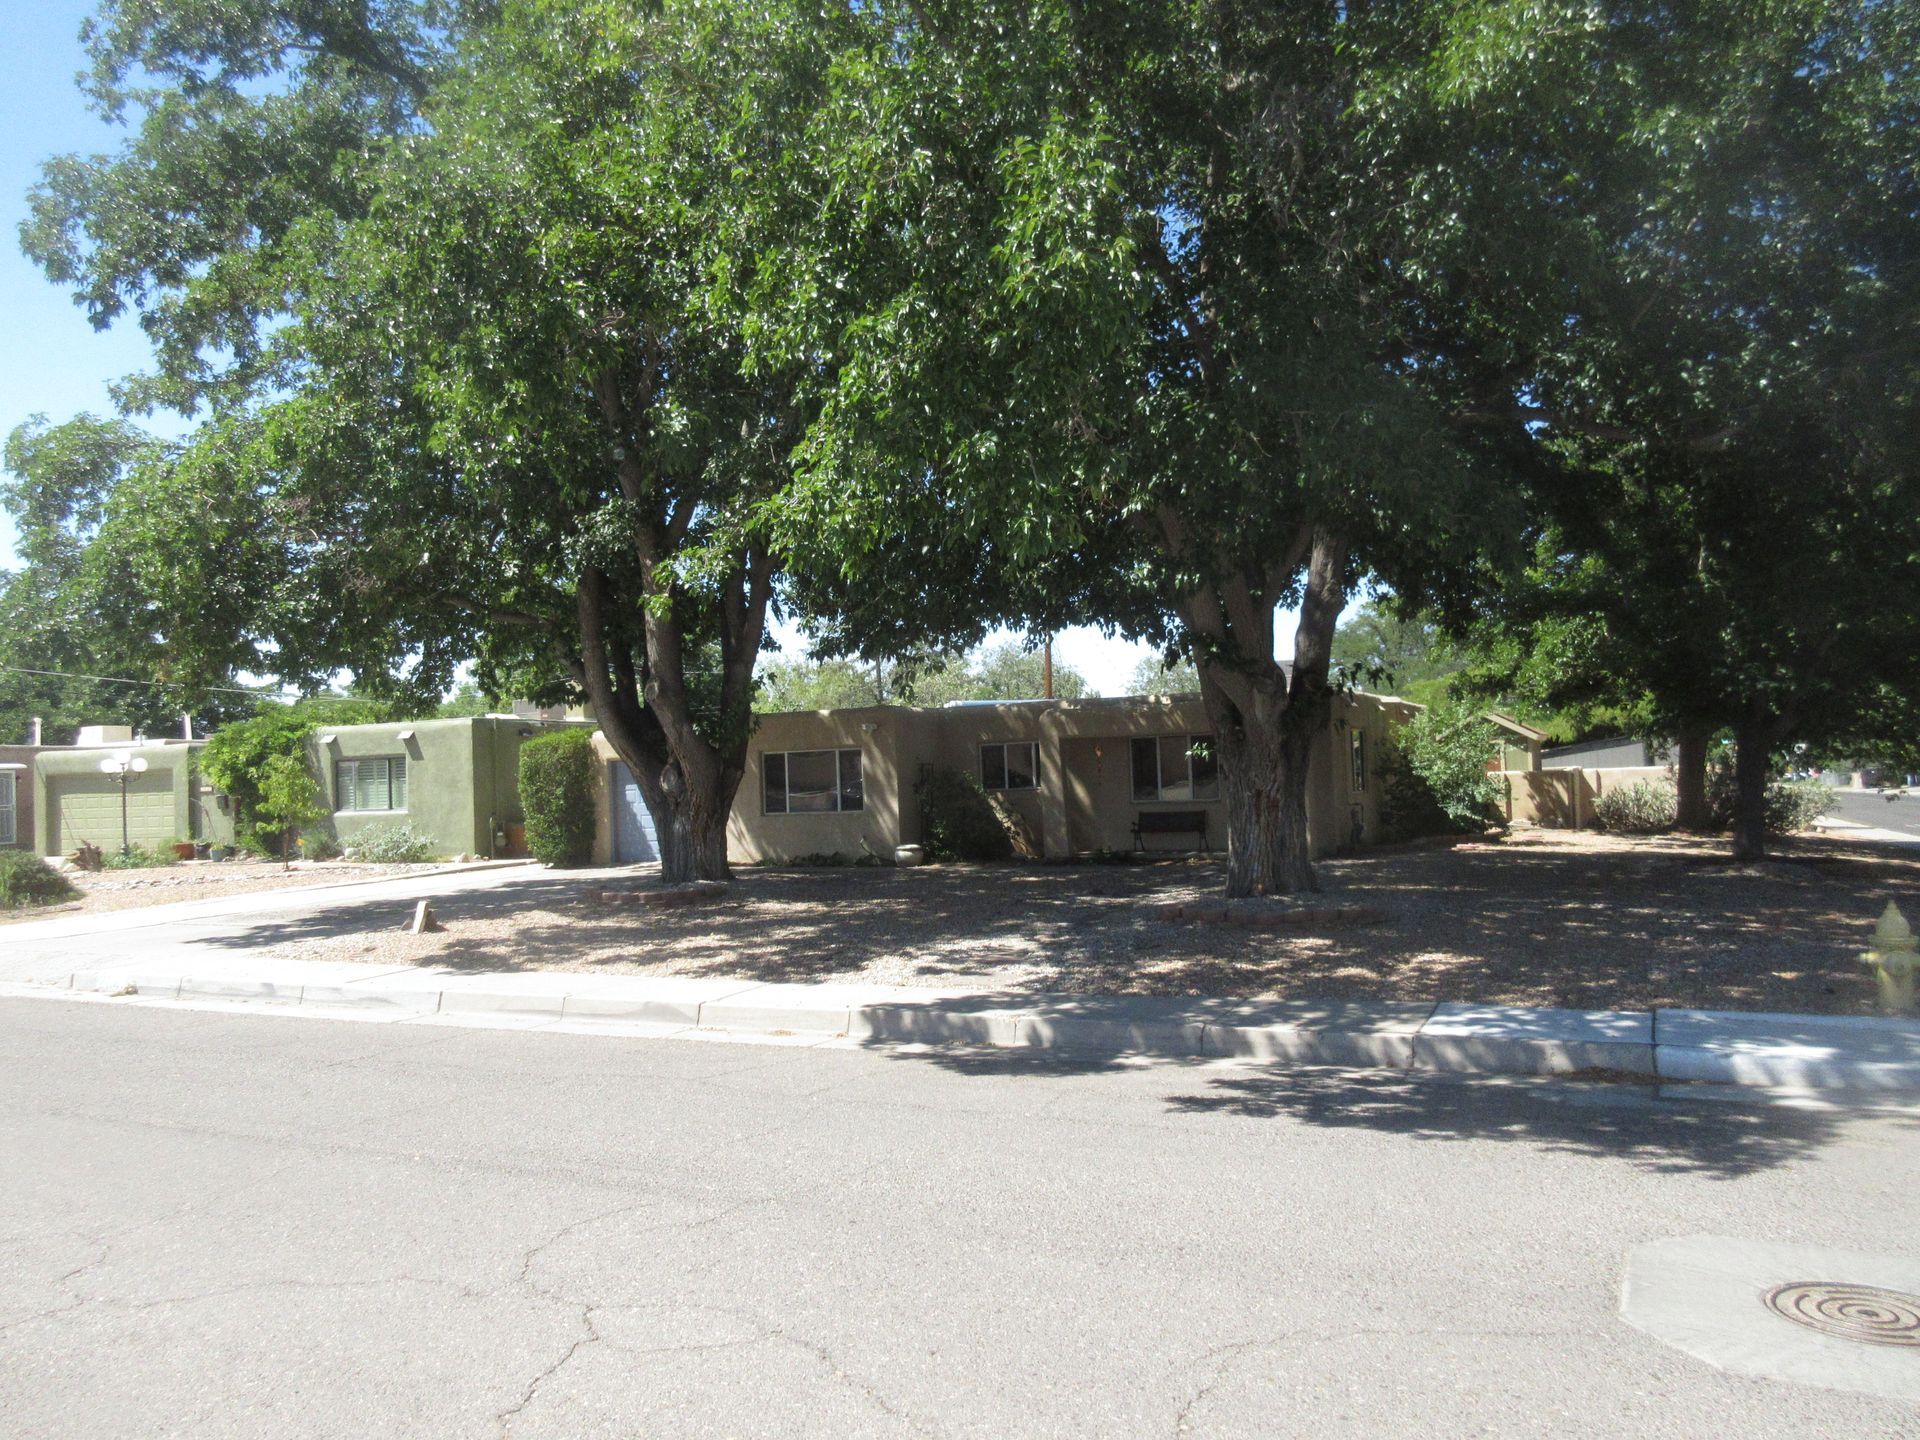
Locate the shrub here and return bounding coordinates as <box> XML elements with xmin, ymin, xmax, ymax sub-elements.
<box><xmin>1767</xmin><ymin>779</ymin><xmax>1834</xmax><ymax>834</ymax></box>
<box><xmin>0</xmin><ymin>851</ymin><xmax>81</xmax><ymax>910</ymax></box>
<box><xmin>257</xmin><ymin>753</ymin><xmax>329</xmax><ymax>867</ymax></box>
<box><xmin>1378</xmin><ymin>753</ymin><xmax>1453</xmax><ymax>841</ymax></box>
<box><xmin>915</xmin><ymin>767</ymin><xmax>1013</xmax><ymax>861</ymax></box>
<box><xmin>1592</xmin><ymin>779</ymin><xmax>1678</xmax><ymax>834</ymax></box>
<box><xmin>103</xmin><ymin>842</ymin><xmax>176</xmax><ymax>869</ymax></box>
<box><xmin>518</xmin><ymin>728</ymin><xmax>596</xmax><ymax>867</ymax></box>
<box><xmin>344</xmin><ymin>822</ymin><xmax>441</xmax><ymax>864</ymax></box>
<box><xmin>1384</xmin><ymin>702</ymin><xmax>1504</xmax><ymax>837</ymax></box>
<box><xmin>1704</xmin><ymin>764</ymin><xmax>1838</xmax><ymax>835</ymax></box>
<box><xmin>200</xmin><ymin>707</ymin><xmax>318</xmax><ymax>855</ymax></box>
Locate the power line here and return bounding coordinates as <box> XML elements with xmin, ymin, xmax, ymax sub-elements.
<box><xmin>0</xmin><ymin>665</ymin><xmax>385</xmax><ymax>706</ymax></box>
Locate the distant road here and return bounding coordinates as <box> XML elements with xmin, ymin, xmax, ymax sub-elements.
<box><xmin>1822</xmin><ymin>787</ymin><xmax>1920</xmax><ymax>841</ymax></box>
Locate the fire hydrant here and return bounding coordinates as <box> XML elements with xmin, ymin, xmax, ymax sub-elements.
<box><xmin>1861</xmin><ymin>901</ymin><xmax>1917</xmax><ymax>1015</ymax></box>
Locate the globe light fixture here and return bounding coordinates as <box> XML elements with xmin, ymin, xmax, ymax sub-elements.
<box><xmin>97</xmin><ymin>751</ymin><xmax>151</xmax><ymax>856</ymax></box>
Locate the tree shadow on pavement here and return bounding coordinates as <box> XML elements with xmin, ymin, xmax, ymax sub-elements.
<box><xmin>1161</xmin><ymin>1066</ymin><xmax>1888</xmax><ymax>1178</ymax></box>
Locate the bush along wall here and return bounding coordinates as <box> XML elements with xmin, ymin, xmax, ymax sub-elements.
<box><xmin>915</xmin><ymin>767</ymin><xmax>1014</xmax><ymax>862</ymax></box>
<box><xmin>518</xmin><ymin>729</ymin><xmax>597</xmax><ymax>867</ymax></box>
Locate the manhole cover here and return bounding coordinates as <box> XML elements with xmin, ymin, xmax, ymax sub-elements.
<box><xmin>1762</xmin><ymin>1282</ymin><xmax>1920</xmax><ymax>1348</ymax></box>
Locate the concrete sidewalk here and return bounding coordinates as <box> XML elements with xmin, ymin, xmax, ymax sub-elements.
<box><xmin>7</xmin><ymin>954</ymin><xmax>1916</xmax><ymax>1096</ymax></box>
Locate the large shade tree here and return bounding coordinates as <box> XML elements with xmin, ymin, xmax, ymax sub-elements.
<box><xmin>1418</xmin><ymin>0</ymin><xmax>1920</xmax><ymax>859</ymax></box>
<box><xmin>754</xmin><ymin>0</ymin><xmax>1512</xmax><ymax>894</ymax></box>
<box><xmin>25</xmin><ymin>0</ymin><xmax>865</xmax><ymax>880</ymax></box>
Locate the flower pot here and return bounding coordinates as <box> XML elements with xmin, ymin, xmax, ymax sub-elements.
<box><xmin>894</xmin><ymin>844</ymin><xmax>927</xmax><ymax>867</ymax></box>
<box><xmin>172</xmin><ymin>842</ymin><xmax>197</xmax><ymax>861</ymax></box>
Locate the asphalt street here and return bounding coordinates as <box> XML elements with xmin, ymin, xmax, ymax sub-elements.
<box><xmin>1825</xmin><ymin>788</ymin><xmax>1920</xmax><ymax>841</ymax></box>
<box><xmin>2</xmin><ymin>999</ymin><xmax>1915</xmax><ymax>1437</ymax></box>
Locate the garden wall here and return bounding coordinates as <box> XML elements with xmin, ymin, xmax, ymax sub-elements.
<box><xmin>1496</xmin><ymin>765</ymin><xmax>1674</xmax><ymax>829</ymax></box>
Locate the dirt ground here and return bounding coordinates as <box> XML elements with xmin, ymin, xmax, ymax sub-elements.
<box><xmin>2</xmin><ymin>859</ymin><xmax>447</xmax><ymax>921</ymax></box>
<box><xmin>258</xmin><ymin>829</ymin><xmax>1915</xmax><ymax>1015</ymax></box>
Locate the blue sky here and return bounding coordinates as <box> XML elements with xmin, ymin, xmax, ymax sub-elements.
<box><xmin>0</xmin><ymin>0</ymin><xmax>197</xmax><ymax>572</ymax></box>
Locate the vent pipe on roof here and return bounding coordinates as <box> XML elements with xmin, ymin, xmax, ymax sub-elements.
<box><xmin>181</xmin><ymin>712</ymin><xmax>194</xmax><ymax>741</ymax></box>
<box><xmin>28</xmin><ymin>716</ymin><xmax>42</xmax><ymax>746</ymax></box>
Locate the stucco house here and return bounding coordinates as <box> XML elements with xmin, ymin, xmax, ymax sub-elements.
<box><xmin>0</xmin><ymin>744</ymin><xmax>37</xmax><ymax>851</ymax></box>
<box><xmin>26</xmin><ymin>712</ymin><xmax>588</xmax><ymax>861</ymax></box>
<box><xmin>31</xmin><ymin>726</ymin><xmax>231</xmax><ymax>856</ymax></box>
<box><xmin>589</xmin><ymin>689</ymin><xmax>1418</xmax><ymax>867</ymax></box>
<box><xmin>303</xmin><ymin>714</ymin><xmax>594</xmax><ymax>858</ymax></box>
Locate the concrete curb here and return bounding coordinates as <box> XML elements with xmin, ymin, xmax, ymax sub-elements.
<box><xmin>25</xmin><ymin>968</ymin><xmax>1915</xmax><ymax>1093</ymax></box>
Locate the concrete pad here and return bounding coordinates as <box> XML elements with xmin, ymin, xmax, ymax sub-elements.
<box><xmin>1657</xmin><ymin>1009</ymin><xmax>1920</xmax><ymax>1091</ymax></box>
<box><xmin>1621</xmin><ymin>1234</ymin><xmax>1920</xmax><ymax>1402</ymax></box>
<box><xmin>1204</xmin><ymin>1000</ymin><xmax>1435</xmax><ymax>1068</ymax></box>
<box><xmin>1415</xmin><ymin>1003</ymin><xmax>1655</xmax><ymax>1076</ymax></box>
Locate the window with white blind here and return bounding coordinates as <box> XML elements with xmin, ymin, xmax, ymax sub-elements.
<box><xmin>0</xmin><ymin>772</ymin><xmax>15</xmax><ymax>845</ymax></box>
<box><xmin>335</xmin><ymin>756</ymin><xmax>409</xmax><ymax>813</ymax></box>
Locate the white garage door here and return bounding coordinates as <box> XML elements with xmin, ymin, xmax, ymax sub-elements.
<box><xmin>48</xmin><ymin>772</ymin><xmax>174</xmax><ymax>853</ymax></box>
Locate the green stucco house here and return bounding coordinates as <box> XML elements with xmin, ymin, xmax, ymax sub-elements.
<box><xmin>305</xmin><ymin>715</ymin><xmax>593</xmax><ymax>858</ymax></box>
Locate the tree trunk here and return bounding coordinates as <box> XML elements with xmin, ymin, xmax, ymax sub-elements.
<box><xmin>1673</xmin><ymin>724</ymin><xmax>1710</xmax><ymax>832</ymax></box>
<box><xmin>1729</xmin><ymin>720</ymin><xmax>1772</xmax><ymax>862</ymax></box>
<box><xmin>1209</xmin><ymin>696</ymin><xmax>1319</xmax><ymax>895</ymax></box>
<box><xmin>1184</xmin><ymin>528</ymin><xmax>1346</xmax><ymax>898</ymax></box>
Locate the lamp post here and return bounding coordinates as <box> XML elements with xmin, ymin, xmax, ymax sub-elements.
<box><xmin>98</xmin><ymin>750</ymin><xmax>149</xmax><ymax>857</ymax></box>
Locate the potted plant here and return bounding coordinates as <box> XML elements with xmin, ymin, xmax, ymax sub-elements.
<box><xmin>171</xmin><ymin>838</ymin><xmax>197</xmax><ymax>861</ymax></box>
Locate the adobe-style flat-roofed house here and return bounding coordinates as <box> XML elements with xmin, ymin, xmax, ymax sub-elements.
<box><xmin>589</xmin><ymin>690</ymin><xmax>1418</xmax><ymax>867</ymax></box>
<box><xmin>304</xmin><ymin>714</ymin><xmax>594</xmax><ymax>858</ymax></box>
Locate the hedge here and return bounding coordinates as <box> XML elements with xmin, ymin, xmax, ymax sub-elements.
<box><xmin>518</xmin><ymin>729</ymin><xmax>597</xmax><ymax>867</ymax></box>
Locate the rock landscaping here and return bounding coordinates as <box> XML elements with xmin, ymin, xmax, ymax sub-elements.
<box><xmin>254</xmin><ymin>828</ymin><xmax>1915</xmax><ymax>1016</ymax></box>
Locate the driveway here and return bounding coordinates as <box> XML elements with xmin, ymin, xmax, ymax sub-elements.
<box><xmin>0</xmin><ymin>863</ymin><xmax>636</xmax><ymax>987</ymax></box>
<box><xmin>0</xmin><ymin>999</ymin><xmax>1912</xmax><ymax>1437</ymax></box>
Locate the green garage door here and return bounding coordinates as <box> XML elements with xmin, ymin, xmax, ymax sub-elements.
<box><xmin>47</xmin><ymin>772</ymin><xmax>175</xmax><ymax>853</ymax></box>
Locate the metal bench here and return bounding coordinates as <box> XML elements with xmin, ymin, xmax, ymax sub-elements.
<box><xmin>1132</xmin><ymin>809</ymin><xmax>1209</xmax><ymax>853</ymax></box>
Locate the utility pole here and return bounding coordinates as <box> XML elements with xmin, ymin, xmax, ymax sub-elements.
<box><xmin>1042</xmin><ymin>636</ymin><xmax>1054</xmax><ymax>699</ymax></box>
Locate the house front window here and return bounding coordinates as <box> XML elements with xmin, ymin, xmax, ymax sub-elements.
<box><xmin>1131</xmin><ymin>736</ymin><xmax>1219</xmax><ymax>802</ymax></box>
<box><xmin>336</xmin><ymin>756</ymin><xmax>408</xmax><ymax>813</ymax></box>
<box><xmin>764</xmin><ymin>749</ymin><xmax>864</xmax><ymax>814</ymax></box>
<box><xmin>0</xmin><ymin>772</ymin><xmax>14</xmax><ymax>845</ymax></box>
<box><xmin>980</xmin><ymin>741</ymin><xmax>1038</xmax><ymax>792</ymax></box>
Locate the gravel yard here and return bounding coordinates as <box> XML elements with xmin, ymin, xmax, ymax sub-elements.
<box><xmin>1</xmin><ymin>858</ymin><xmax>451</xmax><ymax>921</ymax></box>
<box><xmin>255</xmin><ymin>828</ymin><xmax>1914</xmax><ymax>1015</ymax></box>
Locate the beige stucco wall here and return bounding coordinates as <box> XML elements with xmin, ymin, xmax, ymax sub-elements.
<box><xmin>1497</xmin><ymin>765</ymin><xmax>1675</xmax><ymax>828</ymax></box>
<box><xmin>728</xmin><ymin>708</ymin><xmax>907</xmax><ymax>864</ymax></box>
<box><xmin>589</xmin><ymin>691</ymin><xmax>1418</xmax><ymax>867</ymax></box>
